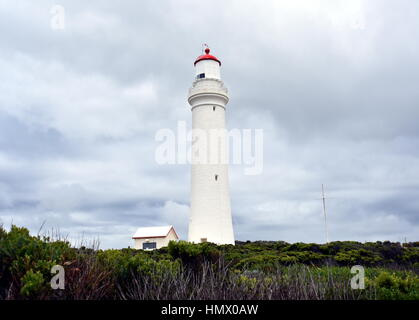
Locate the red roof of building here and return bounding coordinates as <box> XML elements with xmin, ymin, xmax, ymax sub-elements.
<box><xmin>194</xmin><ymin>48</ymin><xmax>221</xmax><ymax>66</ymax></box>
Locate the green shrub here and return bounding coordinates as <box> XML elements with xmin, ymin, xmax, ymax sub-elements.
<box><xmin>0</xmin><ymin>225</ymin><xmax>75</xmax><ymax>298</ymax></box>
<box><xmin>1</xmin><ymin>223</ymin><xmax>418</xmax><ymax>300</ymax></box>
<box><xmin>168</xmin><ymin>240</ymin><xmax>220</xmax><ymax>270</ymax></box>
<box><xmin>402</xmin><ymin>248</ymin><xmax>419</xmax><ymax>264</ymax></box>
<box><xmin>236</xmin><ymin>274</ymin><xmax>258</xmax><ymax>291</ymax></box>
<box><xmin>20</xmin><ymin>269</ymin><xmax>45</xmax><ymax>297</ymax></box>
<box><xmin>97</xmin><ymin>248</ymin><xmax>181</xmax><ymax>283</ymax></box>
<box><xmin>132</xmin><ymin>255</ymin><xmax>180</xmax><ymax>279</ymax></box>
<box><xmin>373</xmin><ymin>271</ymin><xmax>419</xmax><ymax>300</ymax></box>
<box><xmin>234</xmin><ymin>255</ymin><xmax>282</xmax><ymax>272</ymax></box>
<box><xmin>282</xmin><ymin>251</ymin><xmax>326</xmax><ymax>264</ymax></box>
<box><xmin>334</xmin><ymin>249</ymin><xmax>382</xmax><ymax>266</ymax></box>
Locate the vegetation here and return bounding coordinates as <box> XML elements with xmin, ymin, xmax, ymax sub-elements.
<box><xmin>0</xmin><ymin>224</ymin><xmax>418</xmax><ymax>300</ymax></box>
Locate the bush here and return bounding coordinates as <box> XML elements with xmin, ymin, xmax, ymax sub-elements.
<box><xmin>20</xmin><ymin>270</ymin><xmax>45</xmax><ymax>298</ymax></box>
<box><xmin>234</xmin><ymin>255</ymin><xmax>282</xmax><ymax>272</ymax></box>
<box><xmin>334</xmin><ymin>249</ymin><xmax>382</xmax><ymax>266</ymax></box>
<box><xmin>1</xmin><ymin>224</ymin><xmax>418</xmax><ymax>300</ymax></box>
<box><xmin>168</xmin><ymin>241</ymin><xmax>220</xmax><ymax>270</ymax></box>
<box><xmin>0</xmin><ymin>225</ymin><xmax>74</xmax><ymax>299</ymax></box>
<box><xmin>373</xmin><ymin>271</ymin><xmax>419</xmax><ymax>300</ymax></box>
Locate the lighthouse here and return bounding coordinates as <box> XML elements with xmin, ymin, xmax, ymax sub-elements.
<box><xmin>187</xmin><ymin>47</ymin><xmax>235</xmax><ymax>245</ymax></box>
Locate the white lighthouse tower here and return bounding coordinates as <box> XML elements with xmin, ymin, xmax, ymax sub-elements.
<box><xmin>187</xmin><ymin>47</ymin><xmax>235</xmax><ymax>245</ymax></box>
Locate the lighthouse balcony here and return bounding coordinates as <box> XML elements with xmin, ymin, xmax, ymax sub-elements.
<box><xmin>188</xmin><ymin>78</ymin><xmax>228</xmax><ymax>99</ymax></box>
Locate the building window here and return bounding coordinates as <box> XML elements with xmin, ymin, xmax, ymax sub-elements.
<box><xmin>213</xmin><ymin>106</ymin><xmax>216</xmax><ymax>111</ymax></box>
<box><xmin>143</xmin><ymin>242</ymin><xmax>157</xmax><ymax>250</ymax></box>
<box><xmin>215</xmin><ymin>174</ymin><xmax>218</xmax><ymax>181</ymax></box>
<box><xmin>200</xmin><ymin>238</ymin><xmax>207</xmax><ymax>243</ymax></box>
<box><xmin>197</xmin><ymin>73</ymin><xmax>205</xmax><ymax>79</ymax></box>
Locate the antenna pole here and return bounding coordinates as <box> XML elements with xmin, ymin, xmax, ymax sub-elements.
<box><xmin>322</xmin><ymin>184</ymin><xmax>329</xmax><ymax>244</ymax></box>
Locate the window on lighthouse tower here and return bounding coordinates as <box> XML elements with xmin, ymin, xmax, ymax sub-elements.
<box><xmin>215</xmin><ymin>174</ymin><xmax>218</xmax><ymax>181</ymax></box>
<box><xmin>197</xmin><ymin>73</ymin><xmax>205</xmax><ymax>79</ymax></box>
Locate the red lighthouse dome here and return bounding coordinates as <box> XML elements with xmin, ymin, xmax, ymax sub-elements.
<box><xmin>194</xmin><ymin>48</ymin><xmax>221</xmax><ymax>66</ymax></box>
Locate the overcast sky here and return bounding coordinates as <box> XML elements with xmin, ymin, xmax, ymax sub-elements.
<box><xmin>1</xmin><ymin>0</ymin><xmax>418</xmax><ymax>248</ymax></box>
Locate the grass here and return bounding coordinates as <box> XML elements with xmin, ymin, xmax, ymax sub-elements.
<box><xmin>1</xmin><ymin>225</ymin><xmax>418</xmax><ymax>300</ymax></box>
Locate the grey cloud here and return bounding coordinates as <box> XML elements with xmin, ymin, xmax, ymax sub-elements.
<box><xmin>0</xmin><ymin>113</ymin><xmax>71</xmax><ymax>158</ymax></box>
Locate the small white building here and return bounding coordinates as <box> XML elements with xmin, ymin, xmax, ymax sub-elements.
<box><xmin>132</xmin><ymin>225</ymin><xmax>179</xmax><ymax>250</ymax></box>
